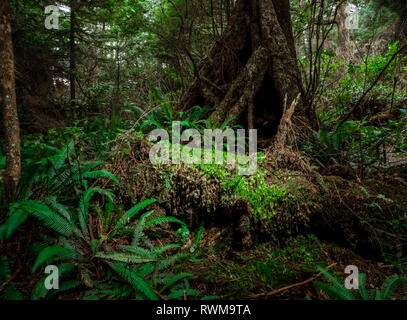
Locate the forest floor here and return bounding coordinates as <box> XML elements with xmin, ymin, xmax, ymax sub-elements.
<box><xmin>96</xmin><ymin>134</ymin><xmax>407</xmax><ymax>300</ymax></box>
<box><xmin>4</xmin><ymin>133</ymin><xmax>407</xmax><ymax>300</ymax></box>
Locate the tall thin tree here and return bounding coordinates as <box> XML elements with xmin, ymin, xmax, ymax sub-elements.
<box><xmin>70</xmin><ymin>0</ymin><xmax>77</xmax><ymax>120</ymax></box>
<box><xmin>0</xmin><ymin>0</ymin><xmax>21</xmax><ymax>201</ymax></box>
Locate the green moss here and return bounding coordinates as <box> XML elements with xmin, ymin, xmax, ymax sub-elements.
<box><xmin>196</xmin><ymin>155</ymin><xmax>293</xmax><ymax>223</ymax></box>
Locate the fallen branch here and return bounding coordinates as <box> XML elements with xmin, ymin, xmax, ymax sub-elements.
<box><xmin>247</xmin><ymin>263</ymin><xmax>337</xmax><ymax>298</ymax></box>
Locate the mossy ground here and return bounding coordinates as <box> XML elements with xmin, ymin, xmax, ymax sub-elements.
<box><xmin>178</xmin><ymin>232</ymin><xmax>403</xmax><ymax>299</ymax></box>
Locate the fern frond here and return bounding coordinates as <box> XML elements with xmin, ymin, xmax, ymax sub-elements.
<box><xmin>48</xmin><ymin>141</ymin><xmax>74</xmax><ymax>178</ymax></box>
<box><xmin>73</xmin><ymin>170</ymin><xmax>118</xmax><ymax>184</ymax></box>
<box><xmin>48</xmin><ymin>280</ymin><xmax>81</xmax><ymax>298</ymax></box>
<box><xmin>109</xmin><ymin>263</ymin><xmax>158</xmax><ymax>300</ymax></box>
<box><xmin>48</xmin><ymin>161</ymin><xmax>100</xmax><ymax>195</ymax></box>
<box><xmin>154</xmin><ymin>244</ymin><xmax>180</xmax><ymax>256</ymax></box>
<box><xmin>359</xmin><ymin>273</ymin><xmax>369</xmax><ymax>300</ymax></box>
<box><xmin>115</xmin><ymin>199</ymin><xmax>157</xmax><ymax>231</ymax></box>
<box><xmin>131</xmin><ymin>210</ymin><xmax>155</xmax><ymax>247</ymax></box>
<box><xmin>45</xmin><ymin>197</ymin><xmax>73</xmax><ymax>222</ymax></box>
<box><xmin>22</xmin><ymin>200</ymin><xmax>79</xmax><ymax>238</ymax></box>
<box><xmin>31</xmin><ymin>263</ymin><xmax>76</xmax><ymax>300</ymax></box>
<box><xmin>144</xmin><ymin>216</ymin><xmax>185</xmax><ymax>228</ymax></box>
<box><xmin>314</xmin><ymin>281</ymin><xmax>355</xmax><ymax>300</ymax></box>
<box><xmin>78</xmin><ymin>188</ymin><xmax>115</xmax><ymax>236</ymax></box>
<box><xmin>381</xmin><ymin>274</ymin><xmax>407</xmax><ymax>300</ymax></box>
<box><xmin>120</xmin><ymin>246</ymin><xmax>155</xmax><ymax>258</ymax></box>
<box><xmin>32</xmin><ymin>246</ymin><xmax>79</xmax><ymax>272</ymax></box>
<box><xmin>0</xmin><ymin>207</ymin><xmax>28</xmax><ymax>240</ymax></box>
<box><xmin>191</xmin><ymin>224</ymin><xmax>204</xmax><ymax>253</ymax></box>
<box><xmin>157</xmin><ymin>253</ymin><xmax>190</xmax><ymax>271</ymax></box>
<box><xmin>2</xmin><ymin>284</ymin><xmax>24</xmax><ymax>300</ymax></box>
<box><xmin>0</xmin><ymin>255</ymin><xmax>10</xmax><ymax>280</ymax></box>
<box><xmin>316</xmin><ymin>266</ymin><xmax>345</xmax><ymax>290</ymax></box>
<box><xmin>315</xmin><ymin>266</ymin><xmax>355</xmax><ymax>300</ymax></box>
<box><xmin>160</xmin><ymin>273</ymin><xmax>193</xmax><ymax>293</ymax></box>
<box><xmin>95</xmin><ymin>252</ymin><xmax>156</xmax><ymax>264</ymax></box>
<box><xmin>167</xmin><ymin>288</ymin><xmax>200</xmax><ymax>300</ymax></box>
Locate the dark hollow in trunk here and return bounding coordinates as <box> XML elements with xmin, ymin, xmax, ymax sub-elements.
<box><xmin>180</xmin><ymin>0</ymin><xmax>303</xmax><ymax>138</ymax></box>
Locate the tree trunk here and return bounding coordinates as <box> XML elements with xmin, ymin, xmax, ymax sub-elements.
<box><xmin>0</xmin><ymin>0</ymin><xmax>21</xmax><ymax>201</ymax></box>
<box><xmin>180</xmin><ymin>0</ymin><xmax>303</xmax><ymax>138</ymax></box>
<box><xmin>70</xmin><ymin>0</ymin><xmax>77</xmax><ymax>120</ymax></box>
<box><xmin>336</xmin><ymin>1</ymin><xmax>359</xmax><ymax>65</ymax></box>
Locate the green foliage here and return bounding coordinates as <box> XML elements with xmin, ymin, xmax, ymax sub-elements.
<box><xmin>0</xmin><ymin>255</ymin><xmax>23</xmax><ymax>300</ymax></box>
<box><xmin>255</xmin><ymin>236</ymin><xmax>322</xmax><ymax>287</ymax></box>
<box><xmin>135</xmin><ymin>88</ymin><xmax>214</xmax><ymax>136</ymax></box>
<box><xmin>198</xmin><ymin>157</ymin><xmax>291</xmax><ymax>223</ymax></box>
<box><xmin>109</xmin><ymin>263</ymin><xmax>159</xmax><ymax>300</ymax></box>
<box><xmin>304</xmin><ymin>121</ymin><xmax>357</xmax><ymax>167</ymax></box>
<box><xmin>0</xmin><ymin>138</ymin><xmax>119</xmax><ymax>241</ymax></box>
<box><xmin>314</xmin><ymin>266</ymin><xmax>407</xmax><ymax>300</ymax></box>
<box><xmin>1</xmin><ymin>124</ymin><xmax>201</xmax><ymax>300</ymax></box>
<box><xmin>190</xmin><ymin>223</ymin><xmax>204</xmax><ymax>253</ymax></box>
<box><xmin>306</xmin><ymin>106</ymin><xmax>407</xmax><ymax>170</ymax></box>
<box><xmin>94</xmin><ymin>201</ymin><xmax>199</xmax><ymax>300</ymax></box>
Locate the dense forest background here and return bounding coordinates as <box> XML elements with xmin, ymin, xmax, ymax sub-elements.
<box><xmin>1</xmin><ymin>0</ymin><xmax>407</xmax><ymax>300</ymax></box>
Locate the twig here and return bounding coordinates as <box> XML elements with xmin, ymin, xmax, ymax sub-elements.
<box><xmin>247</xmin><ymin>263</ymin><xmax>337</xmax><ymax>298</ymax></box>
<box><xmin>0</xmin><ymin>266</ymin><xmax>22</xmax><ymax>292</ymax></box>
<box><xmin>154</xmin><ymin>289</ymin><xmax>168</xmax><ymax>301</ymax></box>
<box><xmin>338</xmin><ymin>43</ymin><xmax>407</xmax><ymax>127</ymax></box>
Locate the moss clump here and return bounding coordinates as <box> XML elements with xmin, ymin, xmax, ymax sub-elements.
<box><xmin>196</xmin><ymin>156</ymin><xmax>292</xmax><ymax>224</ymax></box>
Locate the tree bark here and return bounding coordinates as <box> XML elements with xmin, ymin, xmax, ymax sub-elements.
<box><xmin>180</xmin><ymin>0</ymin><xmax>303</xmax><ymax>138</ymax></box>
<box><xmin>0</xmin><ymin>0</ymin><xmax>21</xmax><ymax>201</ymax></box>
<box><xmin>70</xmin><ymin>0</ymin><xmax>77</xmax><ymax>120</ymax></box>
<box><xmin>335</xmin><ymin>1</ymin><xmax>359</xmax><ymax>65</ymax></box>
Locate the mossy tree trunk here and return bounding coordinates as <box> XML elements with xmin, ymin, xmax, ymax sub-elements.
<box><xmin>180</xmin><ymin>0</ymin><xmax>304</xmax><ymax>137</ymax></box>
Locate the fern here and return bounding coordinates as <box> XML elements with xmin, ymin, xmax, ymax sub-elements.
<box><xmin>95</xmin><ymin>252</ymin><xmax>156</xmax><ymax>264</ymax></box>
<box><xmin>359</xmin><ymin>273</ymin><xmax>369</xmax><ymax>300</ymax></box>
<box><xmin>144</xmin><ymin>216</ymin><xmax>186</xmax><ymax>228</ymax></box>
<box><xmin>78</xmin><ymin>188</ymin><xmax>114</xmax><ymax>237</ymax></box>
<box><xmin>0</xmin><ymin>207</ymin><xmax>29</xmax><ymax>240</ymax></box>
<box><xmin>160</xmin><ymin>273</ymin><xmax>193</xmax><ymax>293</ymax></box>
<box><xmin>120</xmin><ymin>246</ymin><xmax>155</xmax><ymax>257</ymax></box>
<box><xmin>191</xmin><ymin>223</ymin><xmax>204</xmax><ymax>253</ymax></box>
<box><xmin>380</xmin><ymin>274</ymin><xmax>407</xmax><ymax>300</ymax></box>
<box><xmin>2</xmin><ymin>284</ymin><xmax>24</xmax><ymax>300</ymax></box>
<box><xmin>23</xmin><ymin>200</ymin><xmax>80</xmax><ymax>238</ymax></box>
<box><xmin>154</xmin><ymin>244</ymin><xmax>180</xmax><ymax>256</ymax></box>
<box><xmin>315</xmin><ymin>267</ymin><xmax>407</xmax><ymax>300</ymax></box>
<box><xmin>0</xmin><ymin>255</ymin><xmax>24</xmax><ymax>300</ymax></box>
<box><xmin>32</xmin><ymin>246</ymin><xmax>79</xmax><ymax>272</ymax></box>
<box><xmin>0</xmin><ymin>255</ymin><xmax>10</xmax><ymax>281</ymax></box>
<box><xmin>115</xmin><ymin>198</ymin><xmax>157</xmax><ymax>230</ymax></box>
<box><xmin>45</xmin><ymin>197</ymin><xmax>74</xmax><ymax>222</ymax></box>
<box><xmin>109</xmin><ymin>263</ymin><xmax>159</xmax><ymax>300</ymax></box>
<box><xmin>31</xmin><ymin>263</ymin><xmax>76</xmax><ymax>300</ymax></box>
<box><xmin>131</xmin><ymin>210</ymin><xmax>155</xmax><ymax>247</ymax></box>
<box><xmin>314</xmin><ymin>281</ymin><xmax>355</xmax><ymax>300</ymax></box>
<box><xmin>73</xmin><ymin>170</ymin><xmax>118</xmax><ymax>184</ymax></box>
<box><xmin>156</xmin><ymin>252</ymin><xmax>190</xmax><ymax>271</ymax></box>
<box><xmin>167</xmin><ymin>288</ymin><xmax>200</xmax><ymax>300</ymax></box>
<box><xmin>314</xmin><ymin>266</ymin><xmax>355</xmax><ymax>300</ymax></box>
